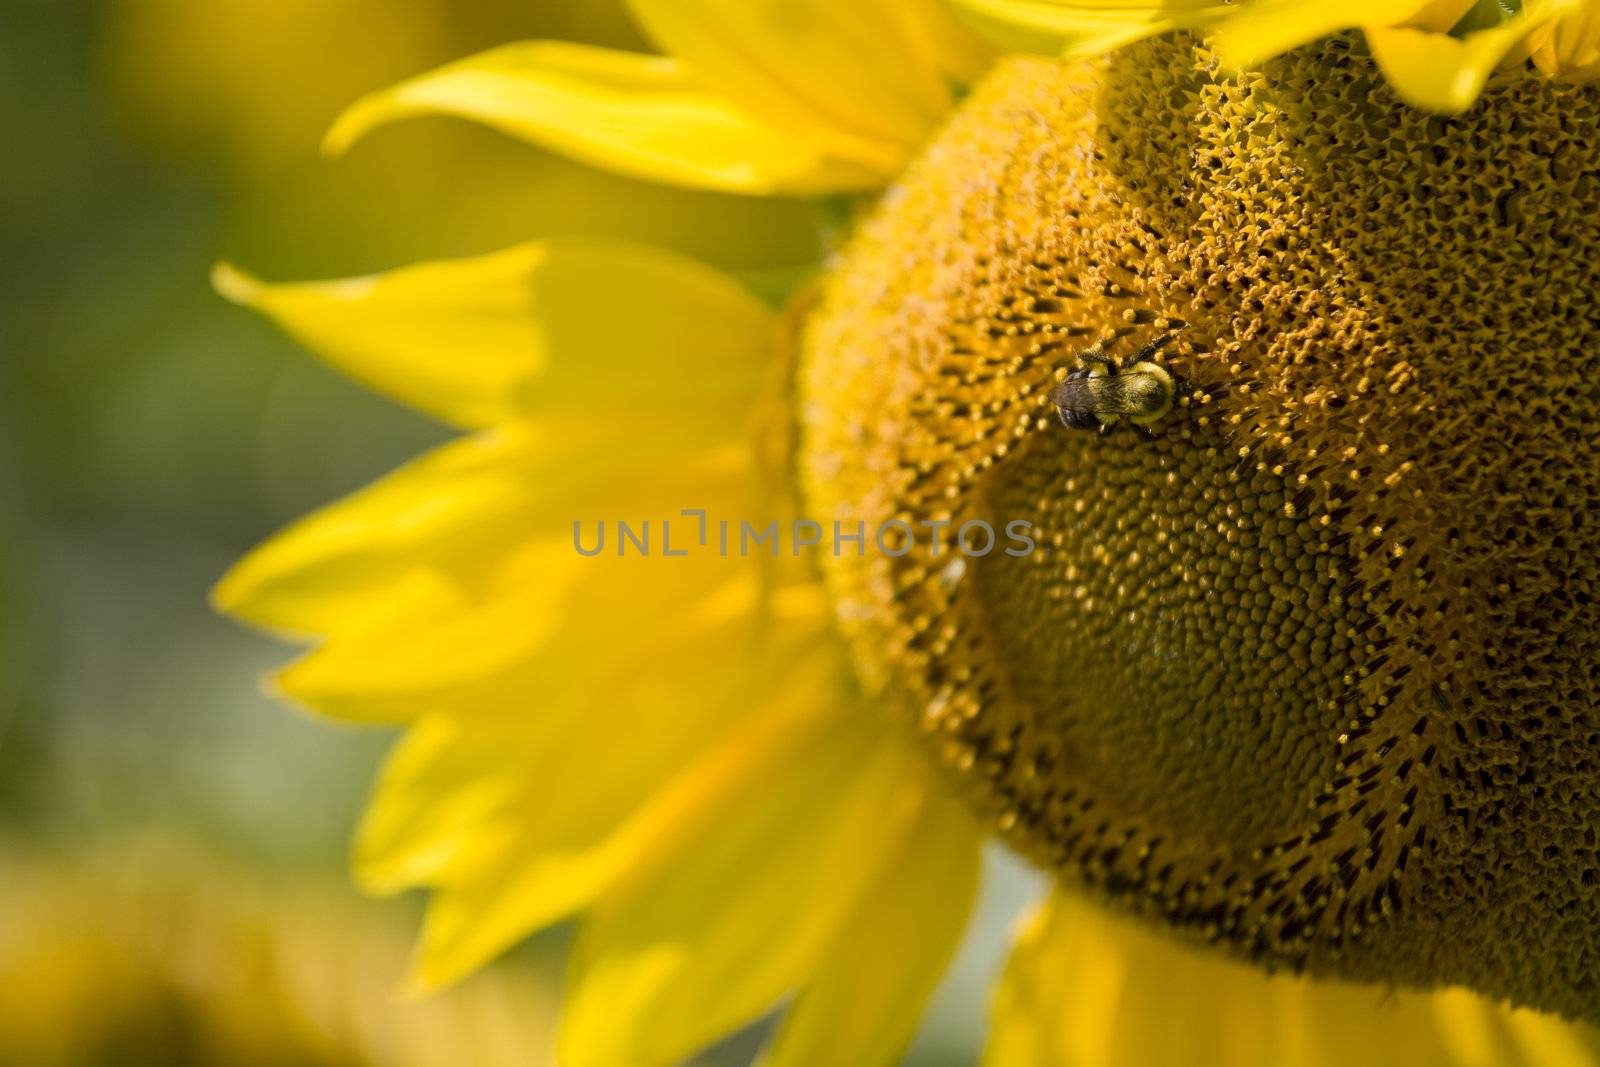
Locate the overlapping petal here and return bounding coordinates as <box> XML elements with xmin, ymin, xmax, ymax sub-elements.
<box><xmin>904</xmin><ymin>0</ymin><xmax>1004</xmax><ymax>82</ymax></box>
<box><xmin>211</xmin><ymin>217</ymin><xmax>983</xmax><ymax>1053</ymax></box>
<box><xmin>623</xmin><ymin>0</ymin><xmax>961</xmax><ymax>165</ymax></box>
<box><xmin>984</xmin><ymin>892</ymin><xmax>1600</xmax><ymax>1067</ymax></box>
<box><xmin>214</xmin><ymin>428</ymin><xmax>547</xmax><ymax>639</ymax></box>
<box><xmin>761</xmin><ymin>788</ymin><xmax>983</xmax><ymax>1067</ymax></box>
<box><xmin>386</xmin><ymin>623</ymin><xmax>842</xmax><ymax>990</ymax></box>
<box><xmin>261</xmin><ymin>447</ymin><xmax>752</xmax><ymax>721</ymax></box>
<box><xmin>1531</xmin><ymin>1</ymin><xmax>1600</xmax><ymax>77</ymax></box>
<box><xmin>215</xmin><ymin>236</ymin><xmax>774</xmax><ymax>708</ymax></box>
<box><xmin>951</xmin><ymin>0</ymin><xmax>1235</xmax><ymax>54</ymax></box>
<box><xmin>1211</xmin><ymin>0</ymin><xmax>1440</xmax><ymax>66</ymax></box>
<box><xmin>213</xmin><ymin>5</ymin><xmax>975</xmax><ymax>1060</ymax></box>
<box><xmin>558</xmin><ymin>711</ymin><xmax>945</xmax><ymax>1067</ymax></box>
<box><xmin>1365</xmin><ymin>9</ymin><xmax>1555</xmax><ymax>111</ymax></box>
<box><xmin>324</xmin><ymin>0</ymin><xmax>995</xmax><ymax>196</ymax></box>
<box><xmin>953</xmin><ymin>0</ymin><xmax>1600</xmax><ymax>113</ymax></box>
<box><xmin>324</xmin><ymin>42</ymin><xmax>886</xmax><ymax>195</ymax></box>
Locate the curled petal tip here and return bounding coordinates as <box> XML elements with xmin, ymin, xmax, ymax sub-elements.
<box><xmin>211</xmin><ymin>261</ymin><xmax>261</xmax><ymax>306</ymax></box>
<box><xmin>321</xmin><ymin>98</ymin><xmax>377</xmax><ymax>158</ymax></box>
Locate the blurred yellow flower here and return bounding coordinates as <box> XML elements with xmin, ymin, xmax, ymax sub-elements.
<box><xmin>0</xmin><ymin>841</ymin><xmax>557</xmax><ymax>1067</ymax></box>
<box><xmin>216</xmin><ymin>0</ymin><xmax>1600</xmax><ymax>1064</ymax></box>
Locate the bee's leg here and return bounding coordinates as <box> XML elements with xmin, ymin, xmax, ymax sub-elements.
<box><xmin>1078</xmin><ymin>350</ymin><xmax>1117</xmax><ymax>374</ymax></box>
<box><xmin>1131</xmin><ymin>332</ymin><xmax>1177</xmax><ymax>364</ymax></box>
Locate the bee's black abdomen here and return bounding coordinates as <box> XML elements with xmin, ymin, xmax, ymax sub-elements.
<box><xmin>1056</xmin><ymin>405</ymin><xmax>1102</xmax><ymax>429</ymax></box>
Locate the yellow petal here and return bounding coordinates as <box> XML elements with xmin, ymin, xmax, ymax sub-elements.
<box><xmin>215</xmin><ymin>240</ymin><xmax>773</xmax><ymax>644</ymax></box>
<box><xmin>623</xmin><ymin>0</ymin><xmax>953</xmax><ymax>170</ymax></box>
<box><xmin>950</xmin><ymin>0</ymin><xmax>1235</xmax><ymax>55</ymax></box>
<box><xmin>557</xmin><ymin>713</ymin><xmax>920</xmax><ymax>1067</ymax></box>
<box><xmin>214</xmin><ymin>424</ymin><xmax>716</xmax><ymax>641</ymax></box>
<box><xmin>900</xmin><ymin>0</ymin><xmax>1001</xmax><ymax>84</ymax></box>
<box><xmin>1364</xmin><ymin>7</ymin><xmax>1556</xmax><ymax>113</ymax></box>
<box><xmin>1411</xmin><ymin>0</ymin><xmax>1482</xmax><ymax>33</ymax></box>
<box><xmin>1211</xmin><ymin>0</ymin><xmax>1434</xmax><ymax>67</ymax></box>
<box><xmin>761</xmin><ymin>786</ymin><xmax>983</xmax><ymax>1067</ymax></box>
<box><xmin>353</xmin><ymin>716</ymin><xmax>528</xmax><ymax>897</ymax></box>
<box><xmin>983</xmin><ymin>891</ymin><xmax>1600</xmax><ymax>1067</ymax></box>
<box><xmin>369</xmin><ymin>645</ymin><xmax>764</xmax><ymax>971</ymax></box>
<box><xmin>1508</xmin><ymin>1011</ymin><xmax>1600</xmax><ymax>1067</ymax></box>
<box><xmin>271</xmin><ymin>537</ymin><xmax>585</xmax><ymax>719</ymax></box>
<box><xmin>214</xmin><ymin>249</ymin><xmax>542</xmax><ymax>430</ymax></box>
<box><xmin>491</xmin><ymin>242</ymin><xmax>772</xmax><ymax>434</ymax></box>
<box><xmin>259</xmin><ymin>446</ymin><xmax>754</xmax><ymax>721</ymax></box>
<box><xmin>324</xmin><ymin>42</ymin><xmax>884</xmax><ymax>196</ymax></box>
<box><xmin>213</xmin><ymin>428</ymin><xmax>545</xmax><ymax>638</ymax></box>
<box><xmin>215</xmin><ymin>238</ymin><xmax>774</xmax><ymax>430</ymax></box>
<box><xmin>405</xmin><ymin>643</ymin><xmax>848</xmax><ymax>991</ymax></box>
<box><xmin>1531</xmin><ymin>3</ymin><xmax>1600</xmax><ymax>77</ymax></box>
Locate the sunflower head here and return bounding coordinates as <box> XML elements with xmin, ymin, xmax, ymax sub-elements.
<box><xmin>802</xmin><ymin>32</ymin><xmax>1600</xmax><ymax>1019</ymax></box>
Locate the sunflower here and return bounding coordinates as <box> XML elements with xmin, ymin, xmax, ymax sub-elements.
<box><xmin>217</xmin><ymin>1</ymin><xmax>1600</xmax><ymax>1064</ymax></box>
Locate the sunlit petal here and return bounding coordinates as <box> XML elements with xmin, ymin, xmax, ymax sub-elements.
<box><xmin>558</xmin><ymin>714</ymin><xmax>920</xmax><ymax>1067</ymax></box>
<box><xmin>762</xmin><ymin>786</ymin><xmax>983</xmax><ymax>1067</ymax></box>
<box><xmin>402</xmin><ymin>642</ymin><xmax>843</xmax><ymax>991</ymax></box>
<box><xmin>324</xmin><ymin>41</ymin><xmax>885</xmax><ymax>195</ymax></box>
<box><xmin>902</xmin><ymin>0</ymin><xmax>1002</xmax><ymax>82</ymax></box>
<box><xmin>254</xmin><ymin>451</ymin><xmax>752</xmax><ymax>725</ymax></box>
<box><xmin>950</xmin><ymin>0</ymin><xmax>1236</xmax><ymax>54</ymax></box>
<box><xmin>1213</xmin><ymin>0</ymin><xmax>1433</xmax><ymax>66</ymax></box>
<box><xmin>1530</xmin><ymin>2</ymin><xmax>1600</xmax><ymax>77</ymax></box>
<box><xmin>213</xmin><ymin>428</ymin><xmax>545</xmax><ymax>638</ymax></box>
<box><xmin>215</xmin><ymin>238</ymin><xmax>773</xmax><ymax>430</ymax></box>
<box><xmin>624</xmin><ymin>0</ymin><xmax>954</xmax><ymax>169</ymax></box>
<box><xmin>1365</xmin><ymin>7</ymin><xmax>1557</xmax><ymax>113</ymax></box>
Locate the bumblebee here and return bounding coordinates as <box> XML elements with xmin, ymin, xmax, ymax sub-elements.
<box><xmin>1052</xmin><ymin>333</ymin><xmax>1178</xmax><ymax>431</ymax></box>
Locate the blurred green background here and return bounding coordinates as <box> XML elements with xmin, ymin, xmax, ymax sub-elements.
<box><xmin>0</xmin><ymin>1</ymin><xmax>1033</xmax><ymax>1062</ymax></box>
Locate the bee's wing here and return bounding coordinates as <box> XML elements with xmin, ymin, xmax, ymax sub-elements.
<box><xmin>1053</xmin><ymin>374</ymin><xmax>1136</xmax><ymax>416</ymax></box>
<box><xmin>1049</xmin><ymin>376</ymin><xmax>1080</xmax><ymax>410</ymax></box>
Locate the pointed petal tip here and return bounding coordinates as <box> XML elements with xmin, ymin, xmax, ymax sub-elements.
<box><xmin>398</xmin><ymin>943</ymin><xmax>455</xmax><ymax>1000</ymax></box>
<box><xmin>208</xmin><ymin>569</ymin><xmax>242</xmax><ymax>616</ymax></box>
<box><xmin>399</xmin><ymin>967</ymin><xmax>439</xmax><ymax>1002</ymax></box>
<box><xmin>269</xmin><ymin>656</ymin><xmax>316</xmax><ymax>702</ymax></box>
<box><xmin>261</xmin><ymin>663</ymin><xmax>344</xmax><ymax>724</ymax></box>
<box><xmin>210</xmin><ymin>548</ymin><xmax>277</xmax><ymax>621</ymax></box>
<box><xmin>350</xmin><ymin>857</ymin><xmax>407</xmax><ymax>900</ymax></box>
<box><xmin>255</xmin><ymin>667</ymin><xmax>283</xmax><ymax>700</ymax></box>
<box><xmin>210</xmin><ymin>549</ymin><xmax>311</xmax><ymax>637</ymax></box>
<box><xmin>404</xmin><ymin>919</ymin><xmax>493</xmax><ymax>999</ymax></box>
<box><xmin>270</xmin><ymin>650</ymin><xmax>388</xmax><ymax>721</ymax></box>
